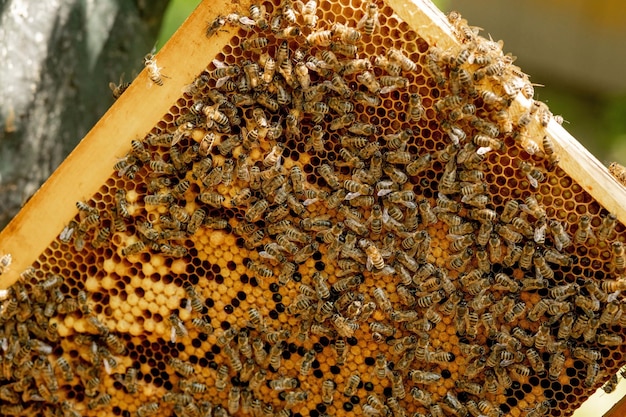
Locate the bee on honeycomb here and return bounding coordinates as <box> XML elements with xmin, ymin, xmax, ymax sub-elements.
<box><xmin>0</xmin><ymin>1</ymin><xmax>625</xmax><ymax>417</ymax></box>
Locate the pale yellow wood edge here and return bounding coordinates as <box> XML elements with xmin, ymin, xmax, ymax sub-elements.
<box><xmin>0</xmin><ymin>0</ymin><xmax>250</xmax><ymax>289</ymax></box>
<box><xmin>387</xmin><ymin>0</ymin><xmax>458</xmax><ymax>51</ymax></box>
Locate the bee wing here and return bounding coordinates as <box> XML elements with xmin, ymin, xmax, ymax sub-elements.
<box><xmin>344</xmin><ymin>192</ymin><xmax>362</xmax><ymax>201</ymax></box>
<box><xmin>215</xmin><ymin>76</ymin><xmax>231</xmax><ymax>88</ymax></box>
<box><xmin>527</xmin><ymin>174</ymin><xmax>538</xmax><ymax>189</ymax></box>
<box><xmin>356</xmin><ymin>11</ymin><xmax>369</xmax><ymax>29</ymax></box>
<box><xmin>212</xmin><ymin>59</ymin><xmax>226</xmax><ymax>68</ymax></box>
<box><xmin>303</xmin><ymin>198</ymin><xmax>319</xmax><ymax>206</ymax></box>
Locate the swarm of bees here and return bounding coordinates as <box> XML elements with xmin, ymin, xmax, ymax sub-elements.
<box><xmin>1</xmin><ymin>1</ymin><xmax>626</xmax><ymax>417</ymax></box>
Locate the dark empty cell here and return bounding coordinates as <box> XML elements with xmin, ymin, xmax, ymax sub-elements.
<box><xmin>294</xmin><ymin>414</ymin><xmax>302</xmax><ymax>417</ymax></box>
<box><xmin>350</xmin><ymin>395</ymin><xmax>360</xmax><ymax>404</ymax></box>
<box><xmin>288</xmin><ymin>343</ymin><xmax>297</xmax><ymax>354</ymax></box>
<box><xmin>562</xmin><ymin>384</ymin><xmax>572</xmax><ymax>394</ymax></box>
<box><xmin>208</xmin><ymin>361</ymin><xmax>218</xmax><ymax>370</ymax></box>
<box><xmin>540</xmin><ymin>379</ymin><xmax>550</xmax><ymax>389</ymax></box>
<box><xmin>276</xmin><ymin>303</ymin><xmax>285</xmax><ymax>313</ymax></box>
<box><xmin>293</xmin><ymin>272</ymin><xmax>302</xmax><ymax>282</ymax></box>
<box><xmin>240</xmin><ymin>274</ymin><xmax>249</xmax><ymax>284</ymax></box>
<box><xmin>319</xmin><ymin>337</ymin><xmax>330</xmax><ymax>347</ymax></box>
<box><xmin>312</xmin><ymin>360</ymin><xmax>320</xmax><ymax>369</ymax></box>
<box><xmin>364</xmin><ymin>357</ymin><xmax>375</xmax><ymax>366</ymax></box>
<box><xmin>237</xmin><ymin>291</ymin><xmax>247</xmax><ymax>301</ymax></box>
<box><xmin>383</xmin><ymin>387</ymin><xmax>392</xmax><ymax>397</ymax></box>
<box><xmin>272</xmin><ymin>293</ymin><xmax>282</xmax><ymax>302</ymax></box>
<box><xmin>544</xmin><ymin>389</ymin><xmax>554</xmax><ymax>399</ymax></box>
<box><xmin>316</xmin><ymin>404</ymin><xmax>327</xmax><ymax>413</ymax></box>
<box><xmin>457</xmin><ymin>392</ymin><xmax>469</xmax><ymax>403</ymax></box>
<box><xmin>189</xmin><ymin>355</ymin><xmax>199</xmax><ymax>364</ymax></box>
<box><xmin>231</xmin><ymin>299</ymin><xmax>240</xmax><ymax>308</ymax></box>
<box><xmin>346</xmin><ymin>337</ymin><xmax>357</xmax><ymax>346</ymax></box>
<box><xmin>269</xmin><ymin>310</ymin><xmax>279</xmax><ymax>319</ymax></box>
<box><xmin>122</xmin><ymin>411</ymin><xmax>131</xmax><ymax>417</ymax></box>
<box><xmin>514</xmin><ymin>390</ymin><xmax>524</xmax><ymax>400</ymax></box>
<box><xmin>278</xmin><ymin>392</ymin><xmax>287</xmax><ymax>401</ymax></box>
<box><xmin>250</xmin><ymin>277</ymin><xmax>259</xmax><ymax>287</ymax></box>
<box><xmin>211</xmin><ymin>345</ymin><xmax>221</xmax><ymax>355</ymax></box>
<box><xmin>387</xmin><ymin>362</ymin><xmax>394</xmax><ymax>371</ymax></box>
<box><xmin>154</xmin><ymin>377</ymin><xmax>163</xmax><ymax>387</ymax></box>
<box><xmin>342</xmin><ymin>402</ymin><xmax>353</xmax><ymax>412</ymax></box>
<box><xmin>216</xmin><ymin>275</ymin><xmax>224</xmax><ymax>284</ymax></box>
<box><xmin>199</xmin><ymin>358</ymin><xmax>208</xmax><ymax>367</ymax></box>
<box><xmin>221</xmin><ymin>321</ymin><xmax>231</xmax><ymax>330</ymax></box>
<box><xmin>315</xmin><ymin>261</ymin><xmax>325</xmax><ymax>271</ymax></box>
<box><xmin>313</xmin><ymin>343</ymin><xmax>323</xmax><ymax>353</ymax></box>
<box><xmin>198</xmin><ymin>333</ymin><xmax>208</xmax><ymax>342</ymax></box>
<box><xmin>330</xmin><ymin>366</ymin><xmax>340</xmax><ymax>375</ymax></box>
<box><xmin>150</xmin><ymin>367</ymin><xmax>159</xmax><ymax>377</ymax></box>
<box><xmin>281</xmin><ymin>351</ymin><xmax>292</xmax><ymax>360</ymax></box>
<box><xmin>231</xmin><ymin>376</ymin><xmax>241</xmax><ymax>386</ymax></box>
<box><xmin>192</xmin><ymin>339</ymin><xmax>202</xmax><ymax>348</ymax></box>
<box><xmin>512</xmin><ymin>381</ymin><xmax>520</xmax><ymax>390</ymax></box>
<box><xmin>227</xmin><ymin>261</ymin><xmax>237</xmax><ymax>271</ymax></box>
<box><xmin>313</xmin><ymin>369</ymin><xmax>324</xmax><ymax>379</ymax></box>
<box><xmin>441</xmin><ymin>369</ymin><xmax>451</xmax><ymax>379</ymax></box>
<box><xmin>499</xmin><ymin>404</ymin><xmax>510</xmax><ymax>415</ymax></box>
<box><xmin>297</xmin><ymin>346</ymin><xmax>307</xmax><ymax>356</ymax></box>
<box><xmin>269</xmin><ymin>283</ymin><xmax>279</xmax><ymax>293</ymax></box>
<box><xmin>309</xmin><ymin>410</ymin><xmax>319</xmax><ymax>417</ymax></box>
<box><xmin>555</xmin><ymin>391</ymin><xmax>565</xmax><ymax>401</ymax></box>
<box><xmin>529</xmin><ymin>376</ymin><xmax>540</xmax><ymax>386</ymax></box>
<box><xmin>551</xmin><ymin>382</ymin><xmax>562</xmax><ymax>392</ymax></box>
<box><xmin>205</xmin><ymin>297</ymin><xmax>215</xmax><ymax>308</ymax></box>
<box><xmin>176</xmin><ymin>342</ymin><xmax>185</xmax><ymax>351</ymax></box>
<box><xmin>212</xmin><ymin>264</ymin><xmax>220</xmax><ymax>273</ymax></box>
<box><xmin>204</xmin><ymin>351</ymin><xmax>214</xmax><ymax>361</ymax></box>
<box><xmin>113</xmin><ymin>406</ymin><xmax>121</xmax><ymax>416</ymax></box>
<box><xmin>364</xmin><ymin>382</ymin><xmax>374</xmax><ymax>391</ymax></box>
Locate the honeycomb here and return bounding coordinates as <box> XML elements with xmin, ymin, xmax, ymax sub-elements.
<box><xmin>0</xmin><ymin>0</ymin><xmax>625</xmax><ymax>416</ymax></box>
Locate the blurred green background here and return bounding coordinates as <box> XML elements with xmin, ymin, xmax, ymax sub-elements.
<box><xmin>156</xmin><ymin>1</ymin><xmax>626</xmax><ymax>414</ymax></box>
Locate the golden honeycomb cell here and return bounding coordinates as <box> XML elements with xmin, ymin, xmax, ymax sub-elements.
<box><xmin>1</xmin><ymin>0</ymin><xmax>626</xmax><ymax>416</ymax></box>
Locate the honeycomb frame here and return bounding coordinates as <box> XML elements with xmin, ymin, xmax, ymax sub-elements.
<box><xmin>1</xmin><ymin>0</ymin><xmax>626</xmax><ymax>416</ymax></box>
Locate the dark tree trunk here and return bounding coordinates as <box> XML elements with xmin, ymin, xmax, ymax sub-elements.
<box><xmin>0</xmin><ymin>0</ymin><xmax>170</xmax><ymax>228</ymax></box>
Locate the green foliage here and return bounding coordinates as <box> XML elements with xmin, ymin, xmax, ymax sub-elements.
<box><xmin>157</xmin><ymin>0</ymin><xmax>202</xmax><ymax>47</ymax></box>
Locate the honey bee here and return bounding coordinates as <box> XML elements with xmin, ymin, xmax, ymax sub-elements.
<box><xmin>205</xmin><ymin>15</ymin><xmax>226</xmax><ymax>37</ymax></box>
<box><xmin>121</xmin><ymin>241</ymin><xmax>145</xmax><ymax>257</ymax></box>
<box><xmin>570</xmin><ymin>214</ymin><xmax>594</xmax><ymax>245</ymax></box>
<box><xmin>357</xmin><ymin>70</ymin><xmax>381</xmax><ymax>94</ymax></box>
<box><xmin>353</xmin><ymin>91</ymin><xmax>381</xmax><ymax>109</ymax></box>
<box><xmin>144</xmin><ymin>53</ymin><xmax>166</xmax><ymax>86</ymax></box>
<box><xmin>109</xmin><ymin>73</ymin><xmax>131</xmax><ymax>99</ymax></box>
<box><xmin>598</xmin><ymin>213</ymin><xmax>618</xmax><ymax>241</ymax></box>
<box><xmin>596</xmin><ymin>332</ymin><xmax>623</xmax><ymax>346</ymax></box>
<box><xmin>584</xmin><ymin>362</ymin><xmax>601</xmax><ymax>388</ymax></box>
<box><xmin>88</xmin><ymin>393</ymin><xmax>112</xmax><ymax>410</ymax></box>
<box><xmin>357</xmin><ymin>1</ymin><xmax>381</xmax><ymax>35</ymax></box>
